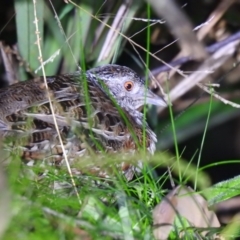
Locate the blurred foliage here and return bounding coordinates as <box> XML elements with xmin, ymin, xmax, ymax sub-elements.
<box><xmin>1</xmin><ymin>0</ymin><xmax>240</xmax><ymax>239</ymax></box>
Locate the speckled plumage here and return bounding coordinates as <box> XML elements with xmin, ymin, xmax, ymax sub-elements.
<box><xmin>0</xmin><ymin>64</ymin><xmax>166</xmax><ymax>180</ymax></box>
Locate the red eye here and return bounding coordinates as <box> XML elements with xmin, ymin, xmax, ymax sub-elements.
<box><xmin>124</xmin><ymin>81</ymin><xmax>134</xmax><ymax>91</ymax></box>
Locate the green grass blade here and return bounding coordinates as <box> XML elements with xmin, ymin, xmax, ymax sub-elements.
<box><xmin>14</xmin><ymin>0</ymin><xmax>44</xmax><ymax>74</ymax></box>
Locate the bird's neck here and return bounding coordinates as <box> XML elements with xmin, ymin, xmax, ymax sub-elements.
<box><xmin>121</xmin><ymin>105</ymin><xmax>157</xmax><ymax>154</ymax></box>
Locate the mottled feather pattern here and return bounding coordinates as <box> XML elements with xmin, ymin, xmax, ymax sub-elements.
<box><xmin>0</xmin><ymin>65</ymin><xmax>166</xmax><ymax>180</ymax></box>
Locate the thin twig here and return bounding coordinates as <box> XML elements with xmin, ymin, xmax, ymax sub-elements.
<box><xmin>197</xmin><ymin>0</ymin><xmax>236</xmax><ymax>40</ymax></box>
<box><xmin>32</xmin><ymin>0</ymin><xmax>81</xmax><ymax>205</ymax></box>
<box><xmin>48</xmin><ymin>0</ymin><xmax>80</xmax><ymax>71</ymax></box>
<box><xmin>169</xmin><ymin>39</ymin><xmax>240</xmax><ymax>103</ymax></box>
<box><xmin>197</xmin><ymin>83</ymin><xmax>240</xmax><ymax>108</ymax></box>
<box><xmin>68</xmin><ymin>0</ymin><xmax>188</xmax><ymax>80</ymax></box>
<box><xmin>151</xmin><ymin>31</ymin><xmax>240</xmax><ymax>76</ymax></box>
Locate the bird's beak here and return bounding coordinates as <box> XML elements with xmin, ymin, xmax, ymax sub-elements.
<box><xmin>144</xmin><ymin>90</ymin><xmax>167</xmax><ymax>107</ymax></box>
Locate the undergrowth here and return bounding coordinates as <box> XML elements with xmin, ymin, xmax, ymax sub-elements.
<box><xmin>1</xmin><ymin>1</ymin><xmax>240</xmax><ymax>239</ymax></box>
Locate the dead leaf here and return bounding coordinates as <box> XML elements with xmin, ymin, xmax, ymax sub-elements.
<box><xmin>153</xmin><ymin>185</ymin><xmax>221</xmax><ymax>240</ymax></box>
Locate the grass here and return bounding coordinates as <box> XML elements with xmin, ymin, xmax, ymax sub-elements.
<box><xmin>3</xmin><ymin>156</ymin><xmax>162</xmax><ymax>239</ymax></box>
<box><xmin>1</xmin><ymin>0</ymin><xmax>240</xmax><ymax>239</ymax></box>
<box><xmin>3</xmin><ymin>150</ymin><xmax>227</xmax><ymax>239</ymax></box>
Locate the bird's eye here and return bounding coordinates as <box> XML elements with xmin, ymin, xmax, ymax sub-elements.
<box><xmin>124</xmin><ymin>81</ymin><xmax>134</xmax><ymax>91</ymax></box>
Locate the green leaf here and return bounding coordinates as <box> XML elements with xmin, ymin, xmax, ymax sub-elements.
<box><xmin>14</xmin><ymin>0</ymin><xmax>44</xmax><ymax>74</ymax></box>
<box><xmin>204</xmin><ymin>175</ymin><xmax>240</xmax><ymax>206</ymax></box>
<box><xmin>157</xmin><ymin>101</ymin><xmax>240</xmax><ymax>149</ymax></box>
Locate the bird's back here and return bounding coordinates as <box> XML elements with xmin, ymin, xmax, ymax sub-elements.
<box><xmin>0</xmin><ymin>70</ymin><xmax>156</xmax><ymax>180</ymax></box>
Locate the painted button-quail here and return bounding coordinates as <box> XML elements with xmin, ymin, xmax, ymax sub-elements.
<box><xmin>0</xmin><ymin>64</ymin><xmax>166</xmax><ymax>180</ymax></box>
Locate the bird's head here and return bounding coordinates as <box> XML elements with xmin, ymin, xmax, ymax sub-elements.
<box><xmin>87</xmin><ymin>64</ymin><xmax>167</xmax><ymax>110</ymax></box>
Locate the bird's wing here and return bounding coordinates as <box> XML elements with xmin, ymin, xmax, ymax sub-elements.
<box><xmin>0</xmin><ymin>73</ymin><xmax>145</xmax><ymax>164</ymax></box>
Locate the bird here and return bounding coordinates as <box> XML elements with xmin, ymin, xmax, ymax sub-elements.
<box><xmin>0</xmin><ymin>64</ymin><xmax>166</xmax><ymax>181</ymax></box>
